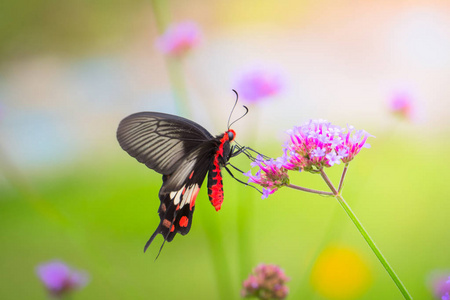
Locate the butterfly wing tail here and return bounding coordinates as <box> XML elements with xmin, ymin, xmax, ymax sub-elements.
<box><xmin>144</xmin><ymin>226</ymin><xmax>160</xmax><ymax>253</ymax></box>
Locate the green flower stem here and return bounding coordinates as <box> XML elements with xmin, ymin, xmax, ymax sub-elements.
<box><xmin>200</xmin><ymin>213</ymin><xmax>234</xmax><ymax>300</ymax></box>
<box><xmin>150</xmin><ymin>0</ymin><xmax>190</xmax><ymax>116</ymax></box>
<box><xmin>237</xmin><ymin>188</ymin><xmax>254</xmax><ymax>280</ymax></box>
<box><xmin>338</xmin><ymin>163</ymin><xmax>349</xmax><ymax>193</ymax></box>
<box><xmin>166</xmin><ymin>58</ymin><xmax>190</xmax><ymax>116</ymax></box>
<box><xmin>150</xmin><ymin>0</ymin><xmax>170</xmax><ymax>30</ymax></box>
<box><xmin>287</xmin><ymin>184</ymin><xmax>334</xmax><ymax>196</ymax></box>
<box><xmin>319</xmin><ymin>169</ymin><xmax>338</xmax><ymax>194</ymax></box>
<box><xmin>237</xmin><ymin>106</ymin><xmax>260</xmax><ymax>281</ymax></box>
<box><xmin>319</xmin><ymin>169</ymin><xmax>412</xmax><ymax>300</ymax></box>
<box><xmin>150</xmin><ymin>3</ymin><xmax>231</xmax><ymax>298</ymax></box>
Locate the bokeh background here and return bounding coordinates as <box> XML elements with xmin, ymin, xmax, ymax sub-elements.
<box><xmin>1</xmin><ymin>0</ymin><xmax>450</xmax><ymax>299</ymax></box>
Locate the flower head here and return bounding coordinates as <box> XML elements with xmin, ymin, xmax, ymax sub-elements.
<box><xmin>389</xmin><ymin>91</ymin><xmax>414</xmax><ymax>121</ymax></box>
<box><xmin>285</xmin><ymin>119</ymin><xmax>373</xmax><ymax>172</ymax></box>
<box><xmin>241</xmin><ymin>263</ymin><xmax>289</xmax><ymax>300</ymax></box>
<box><xmin>156</xmin><ymin>21</ymin><xmax>201</xmax><ymax>57</ymax></box>
<box><xmin>235</xmin><ymin>69</ymin><xmax>282</xmax><ymax>103</ymax></box>
<box><xmin>36</xmin><ymin>260</ymin><xmax>89</xmax><ymax>297</ymax></box>
<box><xmin>244</xmin><ymin>155</ymin><xmax>290</xmax><ymax>199</ymax></box>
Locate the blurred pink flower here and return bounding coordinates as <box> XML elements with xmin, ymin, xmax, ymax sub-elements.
<box><xmin>389</xmin><ymin>91</ymin><xmax>414</xmax><ymax>120</ymax></box>
<box><xmin>241</xmin><ymin>263</ymin><xmax>289</xmax><ymax>300</ymax></box>
<box><xmin>36</xmin><ymin>260</ymin><xmax>89</xmax><ymax>297</ymax></box>
<box><xmin>235</xmin><ymin>69</ymin><xmax>282</xmax><ymax>103</ymax></box>
<box><xmin>156</xmin><ymin>21</ymin><xmax>201</xmax><ymax>57</ymax></box>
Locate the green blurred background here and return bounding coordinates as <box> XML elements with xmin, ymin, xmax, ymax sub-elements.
<box><xmin>1</xmin><ymin>0</ymin><xmax>449</xmax><ymax>299</ymax></box>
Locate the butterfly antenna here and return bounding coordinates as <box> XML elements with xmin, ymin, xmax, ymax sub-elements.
<box><xmin>229</xmin><ymin>105</ymin><xmax>248</xmax><ymax>129</ymax></box>
<box><xmin>227</xmin><ymin>90</ymin><xmax>249</xmax><ymax>129</ymax></box>
<box><xmin>227</xmin><ymin>90</ymin><xmax>239</xmax><ymax>129</ymax></box>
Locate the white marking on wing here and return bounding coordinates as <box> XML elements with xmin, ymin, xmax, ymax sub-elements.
<box><xmin>172</xmin><ymin>185</ymin><xmax>185</xmax><ymax>205</ymax></box>
<box><xmin>180</xmin><ymin>184</ymin><xmax>199</xmax><ymax>208</ymax></box>
<box><xmin>180</xmin><ymin>186</ymin><xmax>192</xmax><ymax>208</ymax></box>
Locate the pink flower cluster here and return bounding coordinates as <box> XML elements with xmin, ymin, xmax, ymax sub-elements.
<box><xmin>285</xmin><ymin>119</ymin><xmax>372</xmax><ymax>172</ymax></box>
<box><xmin>36</xmin><ymin>260</ymin><xmax>89</xmax><ymax>297</ymax></box>
<box><xmin>156</xmin><ymin>21</ymin><xmax>201</xmax><ymax>57</ymax></box>
<box><xmin>244</xmin><ymin>155</ymin><xmax>290</xmax><ymax>199</ymax></box>
<box><xmin>241</xmin><ymin>264</ymin><xmax>289</xmax><ymax>300</ymax></box>
<box><xmin>244</xmin><ymin>119</ymin><xmax>372</xmax><ymax>198</ymax></box>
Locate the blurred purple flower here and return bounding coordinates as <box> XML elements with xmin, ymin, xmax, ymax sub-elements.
<box><xmin>36</xmin><ymin>260</ymin><xmax>89</xmax><ymax>297</ymax></box>
<box><xmin>389</xmin><ymin>91</ymin><xmax>414</xmax><ymax>121</ymax></box>
<box><xmin>241</xmin><ymin>263</ymin><xmax>289</xmax><ymax>300</ymax></box>
<box><xmin>235</xmin><ymin>69</ymin><xmax>282</xmax><ymax>103</ymax></box>
<box><xmin>430</xmin><ymin>273</ymin><xmax>450</xmax><ymax>300</ymax></box>
<box><xmin>156</xmin><ymin>21</ymin><xmax>201</xmax><ymax>57</ymax></box>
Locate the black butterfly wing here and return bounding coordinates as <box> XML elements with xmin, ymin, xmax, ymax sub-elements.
<box><xmin>144</xmin><ymin>141</ymin><xmax>218</xmax><ymax>253</ymax></box>
<box><xmin>116</xmin><ymin>112</ymin><xmax>229</xmax><ymax>255</ymax></box>
<box><xmin>116</xmin><ymin>112</ymin><xmax>214</xmax><ymax>175</ymax></box>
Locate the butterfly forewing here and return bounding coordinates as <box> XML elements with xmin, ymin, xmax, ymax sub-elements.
<box><xmin>117</xmin><ymin>112</ymin><xmax>213</xmax><ymax>174</ymax></box>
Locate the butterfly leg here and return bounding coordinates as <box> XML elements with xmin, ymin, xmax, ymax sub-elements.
<box><xmin>223</xmin><ymin>166</ymin><xmax>262</xmax><ymax>194</ymax></box>
<box><xmin>226</xmin><ymin>162</ymin><xmax>246</xmax><ymax>174</ymax></box>
<box><xmin>231</xmin><ymin>143</ymin><xmax>271</xmax><ymax>160</ymax></box>
<box><xmin>229</xmin><ymin>145</ymin><xmax>255</xmax><ymax>161</ymax></box>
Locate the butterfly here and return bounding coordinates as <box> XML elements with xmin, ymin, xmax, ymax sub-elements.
<box><xmin>116</xmin><ymin>103</ymin><xmax>253</xmax><ymax>256</ymax></box>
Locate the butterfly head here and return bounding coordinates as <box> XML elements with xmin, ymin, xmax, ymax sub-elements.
<box><xmin>227</xmin><ymin>129</ymin><xmax>236</xmax><ymax>142</ymax></box>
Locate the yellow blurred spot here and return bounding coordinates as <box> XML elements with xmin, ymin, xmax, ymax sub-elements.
<box><xmin>310</xmin><ymin>245</ymin><xmax>372</xmax><ymax>299</ymax></box>
<box><xmin>221</xmin><ymin>0</ymin><xmax>311</xmax><ymax>26</ymax></box>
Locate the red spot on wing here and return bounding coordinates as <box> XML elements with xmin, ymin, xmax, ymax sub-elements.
<box><xmin>189</xmin><ymin>171</ymin><xmax>194</xmax><ymax>179</ymax></box>
<box><xmin>170</xmin><ymin>225</ymin><xmax>175</xmax><ymax>232</ymax></box>
<box><xmin>179</xmin><ymin>216</ymin><xmax>189</xmax><ymax>227</ymax></box>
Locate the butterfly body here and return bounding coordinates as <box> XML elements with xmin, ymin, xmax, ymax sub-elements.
<box><xmin>116</xmin><ymin>112</ymin><xmax>236</xmax><ymax>252</ymax></box>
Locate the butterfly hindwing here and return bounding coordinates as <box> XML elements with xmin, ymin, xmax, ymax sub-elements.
<box><xmin>144</xmin><ymin>142</ymin><xmax>217</xmax><ymax>252</ymax></box>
